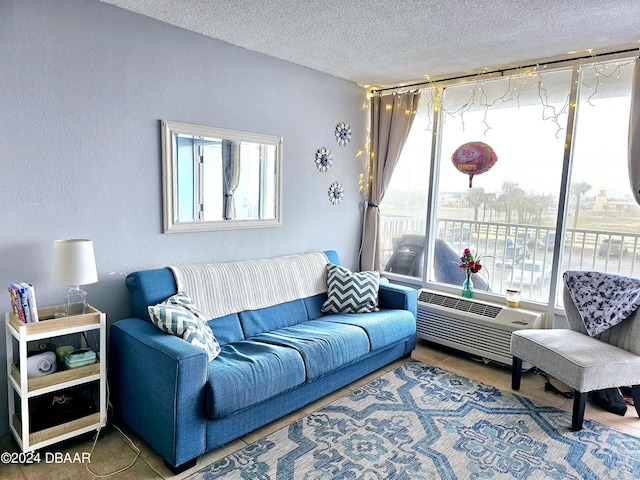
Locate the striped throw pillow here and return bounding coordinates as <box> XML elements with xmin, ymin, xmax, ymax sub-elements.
<box><xmin>321</xmin><ymin>263</ymin><xmax>379</xmax><ymax>314</ymax></box>
<box><xmin>148</xmin><ymin>292</ymin><xmax>221</xmax><ymax>361</ymax></box>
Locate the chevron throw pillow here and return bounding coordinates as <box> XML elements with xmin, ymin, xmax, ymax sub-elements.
<box><xmin>148</xmin><ymin>292</ymin><xmax>221</xmax><ymax>362</ymax></box>
<box><xmin>321</xmin><ymin>263</ymin><xmax>380</xmax><ymax>314</ymax></box>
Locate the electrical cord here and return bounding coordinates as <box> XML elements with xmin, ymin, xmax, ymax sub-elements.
<box><xmin>534</xmin><ymin>368</ymin><xmax>574</xmax><ymax>399</ymax></box>
<box><xmin>83</xmin><ymin>365</ymin><xmax>141</xmax><ymax>478</ymax></box>
<box><xmin>85</xmin><ymin>423</ymin><xmax>141</xmax><ymax>478</ymax></box>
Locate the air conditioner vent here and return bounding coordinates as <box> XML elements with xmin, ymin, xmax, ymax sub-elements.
<box><xmin>416</xmin><ymin>288</ymin><xmax>544</xmax><ymax>366</ymax></box>
<box><xmin>442</xmin><ymin>296</ymin><xmax>459</xmax><ymax>309</ymax></box>
<box><xmin>418</xmin><ymin>290</ymin><xmax>501</xmax><ymax>319</ymax></box>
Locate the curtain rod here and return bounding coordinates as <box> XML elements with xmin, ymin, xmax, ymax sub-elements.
<box><xmin>371</xmin><ymin>47</ymin><xmax>640</xmax><ymax>94</ymax></box>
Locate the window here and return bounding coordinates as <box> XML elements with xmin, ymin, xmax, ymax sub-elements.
<box><xmin>380</xmin><ymin>56</ymin><xmax>639</xmax><ymax>307</ymax></box>
<box><xmin>563</xmin><ymin>61</ymin><xmax>639</xmax><ymax>285</ymax></box>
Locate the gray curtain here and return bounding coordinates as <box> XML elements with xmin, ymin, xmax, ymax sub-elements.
<box><xmin>360</xmin><ymin>91</ymin><xmax>421</xmax><ymax>271</ymax></box>
<box><xmin>629</xmin><ymin>57</ymin><xmax>640</xmax><ymax>205</ymax></box>
<box><xmin>222</xmin><ymin>140</ymin><xmax>241</xmax><ymax>220</ymax></box>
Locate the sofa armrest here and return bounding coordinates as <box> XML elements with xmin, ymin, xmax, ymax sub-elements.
<box><xmin>109</xmin><ymin>318</ymin><xmax>208</xmax><ymax>468</ymax></box>
<box><xmin>378</xmin><ymin>282</ymin><xmax>417</xmax><ymax>318</ymax></box>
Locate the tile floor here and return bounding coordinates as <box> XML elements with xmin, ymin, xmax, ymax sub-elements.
<box><xmin>3</xmin><ymin>340</ymin><xmax>640</xmax><ymax>479</ymax></box>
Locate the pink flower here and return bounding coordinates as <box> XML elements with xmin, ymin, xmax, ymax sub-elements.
<box><xmin>459</xmin><ymin>248</ymin><xmax>482</xmax><ymax>275</ymax></box>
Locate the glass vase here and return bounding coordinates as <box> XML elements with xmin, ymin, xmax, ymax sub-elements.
<box><xmin>462</xmin><ymin>273</ymin><xmax>474</xmax><ymax>298</ymax></box>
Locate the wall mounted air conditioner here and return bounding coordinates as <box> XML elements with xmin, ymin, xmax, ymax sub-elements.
<box><xmin>417</xmin><ymin>288</ymin><xmax>544</xmax><ymax>366</ymax></box>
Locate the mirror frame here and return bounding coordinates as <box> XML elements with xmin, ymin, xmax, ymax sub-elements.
<box><xmin>161</xmin><ymin>120</ymin><xmax>283</xmax><ymax>233</ymax></box>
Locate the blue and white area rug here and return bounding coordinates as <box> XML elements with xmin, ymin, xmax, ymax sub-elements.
<box><xmin>188</xmin><ymin>361</ymin><xmax>640</xmax><ymax>479</ymax></box>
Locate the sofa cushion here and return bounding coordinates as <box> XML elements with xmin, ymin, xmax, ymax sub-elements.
<box><xmin>303</xmin><ymin>293</ymin><xmax>326</xmax><ymax>320</ymax></box>
<box><xmin>321</xmin><ymin>264</ymin><xmax>379</xmax><ymax>314</ymax></box>
<box><xmin>147</xmin><ymin>292</ymin><xmax>221</xmax><ymax>362</ymax></box>
<box><xmin>207</xmin><ymin>313</ymin><xmax>244</xmax><ymax>346</ymax></box>
<box><xmin>252</xmin><ymin>320</ymin><xmax>371</xmax><ymax>380</ymax></box>
<box><xmin>239</xmin><ymin>299</ymin><xmax>309</xmax><ymax>337</ymax></box>
<box><xmin>206</xmin><ymin>340</ymin><xmax>306</xmax><ymax>418</ymax></box>
<box><xmin>321</xmin><ymin>309</ymin><xmax>416</xmax><ymax>350</ymax></box>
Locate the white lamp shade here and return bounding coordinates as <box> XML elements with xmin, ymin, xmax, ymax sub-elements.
<box><xmin>51</xmin><ymin>239</ymin><xmax>98</xmax><ymax>286</ymax></box>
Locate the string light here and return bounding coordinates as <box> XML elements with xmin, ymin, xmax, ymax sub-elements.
<box><xmin>580</xmin><ymin>59</ymin><xmax>634</xmax><ymax>106</ymax></box>
<box><xmin>420</xmin><ymin>86</ymin><xmax>437</xmax><ymax>133</ymax></box>
<box><xmin>413</xmin><ymin>56</ymin><xmax>636</xmax><ymax>139</ymax></box>
<box><xmin>440</xmin><ymin>71</ymin><xmax>536</xmax><ymax>136</ymax></box>
<box><xmin>534</xmin><ymin>70</ymin><xmax>570</xmax><ymax>138</ymax></box>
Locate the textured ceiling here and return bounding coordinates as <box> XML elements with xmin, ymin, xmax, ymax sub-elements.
<box><xmin>101</xmin><ymin>0</ymin><xmax>640</xmax><ymax>88</ymax></box>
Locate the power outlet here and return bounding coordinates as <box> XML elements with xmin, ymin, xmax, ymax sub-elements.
<box><xmin>37</xmin><ymin>338</ymin><xmax>51</xmax><ymax>350</ymax></box>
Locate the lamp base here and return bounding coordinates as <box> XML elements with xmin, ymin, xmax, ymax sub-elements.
<box><xmin>65</xmin><ymin>286</ymin><xmax>88</xmax><ymax>316</ymax></box>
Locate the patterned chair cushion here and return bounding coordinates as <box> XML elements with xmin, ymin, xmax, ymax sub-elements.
<box><xmin>148</xmin><ymin>292</ymin><xmax>221</xmax><ymax>361</ymax></box>
<box><xmin>321</xmin><ymin>263</ymin><xmax>379</xmax><ymax>314</ymax></box>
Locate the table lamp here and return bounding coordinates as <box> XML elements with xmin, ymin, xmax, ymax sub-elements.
<box><xmin>51</xmin><ymin>239</ymin><xmax>98</xmax><ymax>316</ymax></box>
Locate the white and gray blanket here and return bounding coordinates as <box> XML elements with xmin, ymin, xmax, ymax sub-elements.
<box><xmin>170</xmin><ymin>252</ymin><xmax>329</xmax><ymax>319</ymax></box>
<box><xmin>563</xmin><ymin>270</ymin><xmax>640</xmax><ymax>336</ymax></box>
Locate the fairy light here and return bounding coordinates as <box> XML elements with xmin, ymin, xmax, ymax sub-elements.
<box><xmin>360</xmin><ymin>128</ymin><xmax>374</xmax><ymax>195</ymax></box>
<box><xmin>358</xmin><ymin>172</ymin><xmax>367</xmax><ymax>194</ymax></box>
<box><xmin>377</xmin><ymin>52</ymin><xmax>635</xmax><ymax>144</ymax></box>
<box><xmin>442</xmin><ymin>80</ymin><xmax>476</xmax><ymax>132</ymax></box>
<box><xmin>419</xmin><ymin>85</ymin><xmax>437</xmax><ymax>133</ymax></box>
<box><xmin>580</xmin><ymin>59</ymin><xmax>634</xmax><ymax>106</ymax></box>
<box><xmin>534</xmin><ymin>69</ymin><xmax>570</xmax><ymax>138</ymax></box>
<box><xmin>420</xmin><ymin>65</ymin><xmax>573</xmax><ymax>138</ymax></box>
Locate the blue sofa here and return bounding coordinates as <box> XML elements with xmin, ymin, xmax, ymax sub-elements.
<box><xmin>109</xmin><ymin>250</ymin><xmax>417</xmax><ymax>471</ymax></box>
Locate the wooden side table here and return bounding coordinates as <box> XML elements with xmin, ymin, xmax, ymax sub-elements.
<box><xmin>5</xmin><ymin>305</ymin><xmax>106</xmax><ymax>452</ymax></box>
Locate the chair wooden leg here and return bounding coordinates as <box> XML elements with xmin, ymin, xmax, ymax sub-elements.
<box><xmin>572</xmin><ymin>391</ymin><xmax>588</xmax><ymax>431</ymax></box>
<box><xmin>632</xmin><ymin>385</ymin><xmax>640</xmax><ymax>418</ymax></box>
<box><xmin>511</xmin><ymin>357</ymin><xmax>522</xmax><ymax>390</ymax></box>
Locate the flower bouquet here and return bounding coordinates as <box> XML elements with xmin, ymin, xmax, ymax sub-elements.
<box><xmin>459</xmin><ymin>248</ymin><xmax>482</xmax><ymax>298</ymax></box>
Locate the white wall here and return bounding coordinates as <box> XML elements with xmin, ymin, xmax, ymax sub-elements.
<box><xmin>0</xmin><ymin>0</ymin><xmax>368</xmax><ymax>436</ymax></box>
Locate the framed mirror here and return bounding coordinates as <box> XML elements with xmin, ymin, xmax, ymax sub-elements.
<box><xmin>161</xmin><ymin>120</ymin><xmax>282</xmax><ymax>233</ymax></box>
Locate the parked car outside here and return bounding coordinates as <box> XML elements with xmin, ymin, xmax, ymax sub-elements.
<box><xmin>512</xmin><ymin>260</ymin><xmax>551</xmax><ymax>286</ymax></box>
<box><xmin>446</xmin><ymin>241</ymin><xmax>476</xmax><ymax>257</ymax></box>
<box><xmin>515</xmin><ymin>231</ymin><xmax>536</xmax><ymax>249</ymax></box>
<box><xmin>496</xmin><ymin>245</ymin><xmax>528</xmax><ymax>269</ymax></box>
<box><xmin>598</xmin><ymin>237</ymin><xmax>628</xmax><ymax>257</ymax></box>
<box><xmin>538</xmin><ymin>231</ymin><xmax>556</xmax><ymax>250</ymax></box>
<box><xmin>439</xmin><ymin>226</ymin><xmax>471</xmax><ymax>243</ymax></box>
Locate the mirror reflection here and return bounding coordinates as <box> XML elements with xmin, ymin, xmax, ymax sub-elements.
<box><xmin>162</xmin><ymin>120</ymin><xmax>282</xmax><ymax>232</ymax></box>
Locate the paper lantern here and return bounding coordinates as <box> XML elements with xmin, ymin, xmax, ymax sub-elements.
<box><xmin>451</xmin><ymin>142</ymin><xmax>498</xmax><ymax>188</ymax></box>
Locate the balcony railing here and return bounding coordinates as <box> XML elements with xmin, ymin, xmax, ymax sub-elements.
<box><xmin>381</xmin><ymin>215</ymin><xmax>640</xmax><ymax>303</ymax></box>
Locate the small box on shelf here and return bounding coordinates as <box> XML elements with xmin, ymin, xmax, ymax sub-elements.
<box><xmin>10</xmin><ymin>362</ymin><xmax>100</xmax><ymax>394</ymax></box>
<box><xmin>28</xmin><ymin>383</ymin><xmax>99</xmax><ymax>433</ymax></box>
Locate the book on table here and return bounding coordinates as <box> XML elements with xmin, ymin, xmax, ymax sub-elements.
<box><xmin>7</xmin><ymin>282</ymin><xmax>39</xmax><ymax>323</ymax></box>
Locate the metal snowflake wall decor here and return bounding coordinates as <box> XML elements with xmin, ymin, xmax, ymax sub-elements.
<box><xmin>315</xmin><ymin>147</ymin><xmax>333</xmax><ymax>172</ymax></box>
<box><xmin>328</xmin><ymin>182</ymin><xmax>344</xmax><ymax>205</ymax></box>
<box><xmin>334</xmin><ymin>122</ymin><xmax>352</xmax><ymax>146</ymax></box>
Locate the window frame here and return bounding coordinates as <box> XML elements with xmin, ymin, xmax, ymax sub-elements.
<box><xmin>379</xmin><ymin>52</ymin><xmax>637</xmax><ymax>325</ymax></box>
